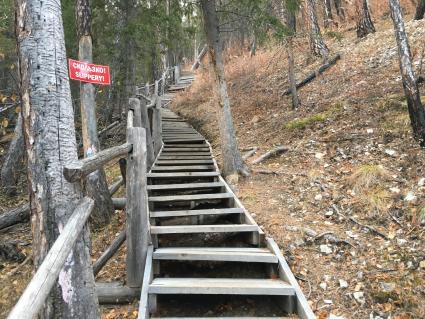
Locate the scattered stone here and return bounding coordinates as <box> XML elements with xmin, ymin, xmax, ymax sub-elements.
<box><xmin>379</xmin><ymin>282</ymin><xmax>396</xmax><ymax>293</ymax></box>
<box><xmin>353</xmin><ymin>291</ymin><xmax>365</xmax><ymax>304</ymax></box>
<box><xmin>251</xmin><ymin>213</ymin><xmax>257</xmax><ymax>218</ymax></box>
<box><xmin>251</xmin><ymin>115</ymin><xmax>260</xmax><ymax>124</ymax></box>
<box><xmin>295</xmin><ymin>238</ymin><xmax>305</xmax><ymax>247</ymax></box>
<box><xmin>320</xmin><ymin>244</ymin><xmax>333</xmax><ymax>255</ymax></box>
<box><xmin>339</xmin><ymin>279</ymin><xmax>349</xmax><ymax>289</ymax></box>
<box><xmin>397</xmin><ymin>238</ymin><xmax>407</xmax><ymax>246</ymax></box>
<box><xmin>319</xmin><ymin>282</ymin><xmax>327</xmax><ymax>290</ymax></box>
<box><xmin>285</xmin><ymin>225</ymin><xmax>298</xmax><ymax>232</ymax></box>
<box><xmin>346</xmin><ymin>230</ymin><xmax>358</xmax><ymax>239</ymax></box>
<box><xmin>390</xmin><ymin>187</ymin><xmax>400</xmax><ymax>194</ymax></box>
<box><xmin>315</xmin><ymin>152</ymin><xmax>325</xmax><ymax>160</ymax></box>
<box><xmin>419</xmin><ymin>260</ymin><xmax>425</xmax><ymax>269</ymax></box>
<box><xmin>324</xmin><ymin>299</ymin><xmax>333</xmax><ymax>304</ymax></box>
<box><xmin>315</xmin><ymin>194</ymin><xmax>323</xmax><ymax>201</ymax></box>
<box><xmin>404</xmin><ymin>191</ymin><xmax>417</xmax><ymax>202</ymax></box>
<box><xmin>357</xmin><ymin>271</ymin><xmax>364</xmax><ymax>280</ymax></box>
<box><xmin>366</xmin><ymin>128</ymin><xmax>374</xmax><ymax>134</ymax></box>
<box><xmin>385</xmin><ymin>149</ymin><xmax>397</xmax><ymax>156</ymax></box>
<box><xmin>418</xmin><ymin>177</ymin><xmax>425</xmax><ymax>186</ymax></box>
<box><xmin>325</xmin><ymin>210</ymin><xmax>334</xmax><ymax>217</ymax></box>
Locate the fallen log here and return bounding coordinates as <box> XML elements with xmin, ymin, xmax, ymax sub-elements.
<box><xmin>112</xmin><ymin>197</ymin><xmax>126</xmax><ymax>210</ymax></box>
<box><xmin>191</xmin><ymin>44</ymin><xmax>208</xmax><ymax>71</ymax></box>
<box><xmin>96</xmin><ymin>282</ymin><xmax>139</xmax><ymax>304</ymax></box>
<box><xmin>0</xmin><ymin>203</ymin><xmax>30</xmax><ymax>231</ymax></box>
<box><xmin>252</xmin><ymin>146</ymin><xmax>288</xmax><ymax>164</ymax></box>
<box><xmin>93</xmin><ymin>230</ymin><xmax>126</xmax><ymax>276</ymax></box>
<box><xmin>282</xmin><ymin>54</ymin><xmax>341</xmax><ymax>96</ymax></box>
<box><xmin>242</xmin><ymin>147</ymin><xmax>258</xmax><ymax>160</ymax></box>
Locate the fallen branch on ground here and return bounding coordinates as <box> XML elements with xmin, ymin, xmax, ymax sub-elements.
<box><xmin>332</xmin><ymin>204</ymin><xmax>388</xmax><ymax>240</ymax></box>
<box><xmin>282</xmin><ymin>54</ymin><xmax>341</xmax><ymax>96</ymax></box>
<box><xmin>0</xmin><ymin>203</ymin><xmax>30</xmax><ymax>231</ymax></box>
<box><xmin>252</xmin><ymin>146</ymin><xmax>288</xmax><ymax>164</ymax></box>
<box><xmin>252</xmin><ymin>169</ymin><xmax>281</xmax><ymax>175</ymax></box>
<box><xmin>242</xmin><ymin>147</ymin><xmax>258</xmax><ymax>160</ymax></box>
<box><xmin>93</xmin><ymin>230</ymin><xmax>126</xmax><ymax>276</ymax></box>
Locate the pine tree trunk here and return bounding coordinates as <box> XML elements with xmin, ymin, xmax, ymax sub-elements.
<box><xmin>305</xmin><ymin>0</ymin><xmax>329</xmax><ymax>59</ymax></box>
<box><xmin>357</xmin><ymin>0</ymin><xmax>376</xmax><ymax>38</ymax></box>
<box><xmin>199</xmin><ymin>0</ymin><xmax>248</xmax><ymax>180</ymax></box>
<box><xmin>1</xmin><ymin>113</ymin><xmax>24</xmax><ymax>196</ymax></box>
<box><xmin>323</xmin><ymin>0</ymin><xmax>333</xmax><ymax>27</ymax></box>
<box><xmin>15</xmin><ymin>0</ymin><xmax>100</xmax><ymax>317</ymax></box>
<box><xmin>287</xmin><ymin>37</ymin><xmax>300</xmax><ymax>109</ymax></box>
<box><xmin>389</xmin><ymin>0</ymin><xmax>425</xmax><ymax>145</ymax></box>
<box><xmin>415</xmin><ymin>0</ymin><xmax>425</xmax><ymax>20</ymax></box>
<box><xmin>76</xmin><ymin>0</ymin><xmax>114</xmax><ymax>227</ymax></box>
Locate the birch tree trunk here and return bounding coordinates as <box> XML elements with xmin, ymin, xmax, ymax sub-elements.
<box><xmin>356</xmin><ymin>0</ymin><xmax>376</xmax><ymax>38</ymax></box>
<box><xmin>199</xmin><ymin>0</ymin><xmax>249</xmax><ymax>180</ymax></box>
<box><xmin>76</xmin><ymin>0</ymin><xmax>114</xmax><ymax>227</ymax></box>
<box><xmin>15</xmin><ymin>0</ymin><xmax>100</xmax><ymax>317</ymax></box>
<box><xmin>305</xmin><ymin>0</ymin><xmax>329</xmax><ymax>59</ymax></box>
<box><xmin>389</xmin><ymin>0</ymin><xmax>425</xmax><ymax>145</ymax></box>
<box><xmin>415</xmin><ymin>0</ymin><xmax>425</xmax><ymax>20</ymax></box>
<box><xmin>1</xmin><ymin>113</ymin><xmax>24</xmax><ymax>196</ymax></box>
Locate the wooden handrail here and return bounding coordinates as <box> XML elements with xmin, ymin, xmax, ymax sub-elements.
<box><xmin>7</xmin><ymin>197</ymin><xmax>95</xmax><ymax>319</ymax></box>
<box><xmin>63</xmin><ymin>143</ymin><xmax>132</xmax><ymax>182</ymax></box>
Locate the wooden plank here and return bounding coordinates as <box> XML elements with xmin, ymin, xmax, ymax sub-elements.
<box><xmin>155</xmin><ymin>160</ymin><xmax>214</xmax><ymax>165</ymax></box>
<box><xmin>152</xmin><ymin>97</ymin><xmax>163</xmax><ymax>156</ymax></box>
<box><xmin>153</xmin><ymin>248</ymin><xmax>278</xmax><ymax>263</ymax></box>
<box><xmin>158</xmin><ymin>155</ymin><xmax>212</xmax><ymax>159</ymax></box>
<box><xmin>267</xmin><ymin>238</ymin><xmax>316</xmax><ymax>319</ymax></box>
<box><xmin>150</xmin><ymin>224</ymin><xmax>259</xmax><ymax>234</ymax></box>
<box><xmin>158</xmin><ymin>153</ymin><xmax>211</xmax><ymax>156</ymax></box>
<box><xmin>7</xmin><ymin>198</ymin><xmax>94</xmax><ymax>319</ymax></box>
<box><xmin>63</xmin><ymin>143</ymin><xmax>132</xmax><ymax>182</ymax></box>
<box><xmin>148</xmin><ymin>278</ymin><xmax>295</xmax><ymax>295</ymax></box>
<box><xmin>162</xmin><ymin>144</ymin><xmax>208</xmax><ymax>148</ymax></box>
<box><xmin>147</xmin><ymin>182</ymin><xmax>224</xmax><ymax>191</ymax></box>
<box><xmin>137</xmin><ymin>246</ymin><xmax>153</xmax><ymax>319</ymax></box>
<box><xmin>161</xmin><ymin>148</ymin><xmax>210</xmax><ymax>152</ymax></box>
<box><xmin>149</xmin><ymin>193</ymin><xmax>233</xmax><ymax>202</ymax></box>
<box><xmin>96</xmin><ymin>282</ymin><xmax>139</xmax><ymax>304</ymax></box>
<box><xmin>147</xmin><ymin>172</ymin><xmax>219</xmax><ymax>178</ymax></box>
<box><xmin>150</xmin><ymin>207</ymin><xmax>243</xmax><ymax>218</ymax></box>
<box><xmin>126</xmin><ymin>127</ymin><xmax>149</xmax><ymax>287</ymax></box>
<box><xmin>93</xmin><ymin>230</ymin><xmax>126</xmax><ymax>276</ymax></box>
<box><xmin>151</xmin><ymin>165</ymin><xmax>214</xmax><ymax>171</ymax></box>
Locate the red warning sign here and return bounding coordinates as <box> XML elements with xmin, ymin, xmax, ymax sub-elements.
<box><xmin>68</xmin><ymin>59</ymin><xmax>110</xmax><ymax>85</ymax></box>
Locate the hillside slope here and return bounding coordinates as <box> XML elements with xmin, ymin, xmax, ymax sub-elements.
<box><xmin>172</xmin><ymin>18</ymin><xmax>425</xmax><ymax>319</ymax></box>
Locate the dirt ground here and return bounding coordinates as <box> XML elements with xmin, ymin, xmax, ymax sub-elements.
<box><xmin>171</xmin><ymin>18</ymin><xmax>425</xmax><ymax>319</ymax></box>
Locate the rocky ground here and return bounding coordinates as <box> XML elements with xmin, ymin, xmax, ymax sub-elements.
<box><xmin>171</xmin><ymin>18</ymin><xmax>425</xmax><ymax>319</ymax></box>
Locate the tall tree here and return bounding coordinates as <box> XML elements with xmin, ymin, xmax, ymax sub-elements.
<box><xmin>305</xmin><ymin>0</ymin><xmax>329</xmax><ymax>59</ymax></box>
<box><xmin>76</xmin><ymin>0</ymin><xmax>114</xmax><ymax>226</ymax></box>
<box><xmin>199</xmin><ymin>0</ymin><xmax>249</xmax><ymax>180</ymax></box>
<box><xmin>356</xmin><ymin>0</ymin><xmax>375</xmax><ymax>38</ymax></box>
<box><xmin>389</xmin><ymin>0</ymin><xmax>425</xmax><ymax>145</ymax></box>
<box><xmin>334</xmin><ymin>0</ymin><xmax>345</xmax><ymax>19</ymax></box>
<box><xmin>415</xmin><ymin>0</ymin><xmax>425</xmax><ymax>19</ymax></box>
<box><xmin>15</xmin><ymin>0</ymin><xmax>99</xmax><ymax>317</ymax></box>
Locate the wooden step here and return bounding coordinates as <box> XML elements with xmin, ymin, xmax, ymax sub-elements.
<box><xmin>155</xmin><ymin>160</ymin><xmax>214</xmax><ymax>165</ymax></box>
<box><xmin>147</xmin><ymin>172</ymin><xmax>219</xmax><ymax>178</ymax></box>
<box><xmin>150</xmin><ymin>207</ymin><xmax>244</xmax><ymax>218</ymax></box>
<box><xmin>153</xmin><ymin>247</ymin><xmax>278</xmax><ymax>263</ymax></box>
<box><xmin>148</xmin><ymin>278</ymin><xmax>294</xmax><ymax>295</ymax></box>
<box><xmin>162</xmin><ymin>148</ymin><xmax>210</xmax><ymax>152</ymax></box>
<box><xmin>164</xmin><ymin>138</ymin><xmax>205</xmax><ymax>143</ymax></box>
<box><xmin>159</xmin><ymin>156</ymin><xmax>212</xmax><ymax>160</ymax></box>
<box><xmin>159</xmin><ymin>153</ymin><xmax>211</xmax><ymax>157</ymax></box>
<box><xmin>151</xmin><ymin>165</ymin><xmax>214</xmax><ymax>172</ymax></box>
<box><xmin>147</xmin><ymin>182</ymin><xmax>224</xmax><ymax>191</ymax></box>
<box><xmin>150</xmin><ymin>224</ymin><xmax>258</xmax><ymax>234</ymax></box>
<box><xmin>162</xmin><ymin>144</ymin><xmax>208</xmax><ymax>148</ymax></box>
<box><xmin>148</xmin><ymin>193</ymin><xmax>233</xmax><ymax>203</ymax></box>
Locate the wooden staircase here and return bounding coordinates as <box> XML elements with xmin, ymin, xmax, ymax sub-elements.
<box><xmin>138</xmin><ymin>90</ymin><xmax>315</xmax><ymax>318</ymax></box>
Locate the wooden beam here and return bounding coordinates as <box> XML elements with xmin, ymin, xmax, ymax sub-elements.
<box><xmin>126</xmin><ymin>127</ymin><xmax>149</xmax><ymax>288</ymax></box>
<box><xmin>7</xmin><ymin>198</ymin><xmax>94</xmax><ymax>319</ymax></box>
<box><xmin>137</xmin><ymin>246</ymin><xmax>153</xmax><ymax>319</ymax></box>
<box><xmin>93</xmin><ymin>230</ymin><xmax>126</xmax><ymax>276</ymax></box>
<box><xmin>63</xmin><ymin>143</ymin><xmax>132</xmax><ymax>182</ymax></box>
<box><xmin>96</xmin><ymin>282</ymin><xmax>139</xmax><ymax>304</ymax></box>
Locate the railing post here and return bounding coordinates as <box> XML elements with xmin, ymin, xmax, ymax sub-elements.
<box><xmin>152</xmin><ymin>95</ymin><xmax>162</xmax><ymax>156</ymax></box>
<box><xmin>140</xmin><ymin>99</ymin><xmax>155</xmax><ymax>169</ymax></box>
<box><xmin>154</xmin><ymin>80</ymin><xmax>159</xmax><ymax>96</ymax></box>
<box><xmin>129</xmin><ymin>98</ymin><xmax>142</xmax><ymax>127</ymax></box>
<box><xmin>174</xmin><ymin>65</ymin><xmax>180</xmax><ymax>84</ymax></box>
<box><xmin>145</xmin><ymin>83</ymin><xmax>150</xmax><ymax>96</ymax></box>
<box><xmin>126</xmin><ymin>110</ymin><xmax>149</xmax><ymax>288</ymax></box>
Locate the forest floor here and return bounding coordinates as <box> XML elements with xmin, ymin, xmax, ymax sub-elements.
<box><xmin>170</xmin><ymin>18</ymin><xmax>425</xmax><ymax>319</ymax></box>
<box><xmin>1</xmin><ymin>15</ymin><xmax>425</xmax><ymax>319</ymax></box>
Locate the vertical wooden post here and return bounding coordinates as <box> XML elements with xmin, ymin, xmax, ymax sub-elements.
<box><xmin>145</xmin><ymin>83</ymin><xmax>150</xmax><ymax>97</ymax></box>
<box><xmin>154</xmin><ymin>80</ymin><xmax>159</xmax><ymax>96</ymax></box>
<box><xmin>152</xmin><ymin>96</ymin><xmax>163</xmax><ymax>156</ymax></box>
<box><xmin>174</xmin><ymin>65</ymin><xmax>180</xmax><ymax>84</ymax></box>
<box><xmin>140</xmin><ymin>100</ymin><xmax>155</xmax><ymax>169</ymax></box>
<box><xmin>129</xmin><ymin>98</ymin><xmax>142</xmax><ymax>127</ymax></box>
<box><xmin>126</xmin><ymin>123</ymin><xmax>149</xmax><ymax>287</ymax></box>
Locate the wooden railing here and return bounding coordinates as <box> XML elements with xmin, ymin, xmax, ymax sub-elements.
<box><xmin>7</xmin><ymin>64</ymin><xmax>181</xmax><ymax>318</ymax></box>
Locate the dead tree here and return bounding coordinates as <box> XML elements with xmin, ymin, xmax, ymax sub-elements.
<box><xmin>1</xmin><ymin>113</ymin><xmax>24</xmax><ymax>196</ymax></box>
<box><xmin>415</xmin><ymin>0</ymin><xmax>425</xmax><ymax>19</ymax></box>
<box><xmin>15</xmin><ymin>0</ymin><xmax>100</xmax><ymax>317</ymax></box>
<box><xmin>200</xmin><ymin>0</ymin><xmax>249</xmax><ymax>179</ymax></box>
<box><xmin>76</xmin><ymin>0</ymin><xmax>114</xmax><ymax>227</ymax></box>
<box><xmin>334</xmin><ymin>0</ymin><xmax>345</xmax><ymax>19</ymax></box>
<box><xmin>305</xmin><ymin>0</ymin><xmax>329</xmax><ymax>59</ymax></box>
<box><xmin>389</xmin><ymin>0</ymin><xmax>425</xmax><ymax>145</ymax></box>
<box><xmin>323</xmin><ymin>0</ymin><xmax>334</xmax><ymax>27</ymax></box>
<box><xmin>356</xmin><ymin>0</ymin><xmax>376</xmax><ymax>38</ymax></box>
